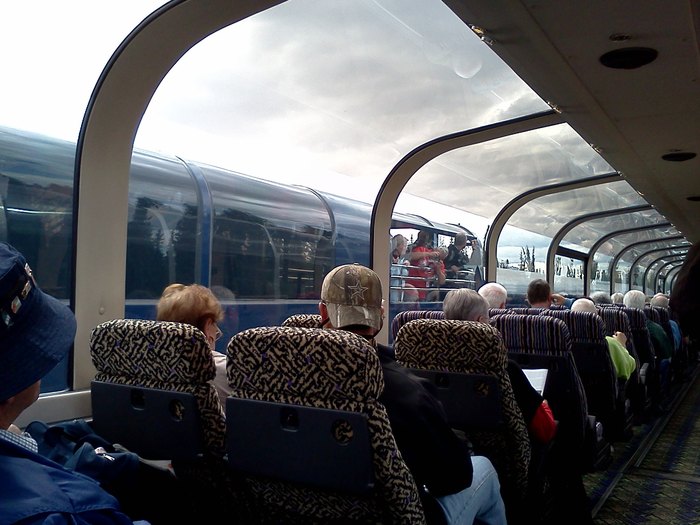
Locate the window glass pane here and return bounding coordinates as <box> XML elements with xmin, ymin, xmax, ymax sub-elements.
<box><xmin>564</xmin><ymin>209</ymin><xmax>668</xmax><ymax>253</ymax></box>
<box><xmin>126</xmin><ymin>152</ymin><xmax>200</xmax><ymax>299</ymax></box>
<box><xmin>2</xmin><ymin>2</ymin><xmax>166</xmax><ymax>141</ymax></box>
<box><xmin>407</xmin><ymin>123</ymin><xmax>612</xmax><ymax>223</ymax></box>
<box><xmin>204</xmin><ymin>165</ymin><xmax>332</xmax><ymax>301</ymax></box>
<box><xmin>138</xmin><ymin>0</ymin><xmax>551</xmax><ymax>206</ymax></box>
<box><xmin>511</xmin><ymin>180</ymin><xmax>644</xmax><ymax>251</ymax></box>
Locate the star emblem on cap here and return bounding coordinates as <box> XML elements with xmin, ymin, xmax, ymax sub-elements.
<box><xmin>348</xmin><ymin>280</ymin><xmax>367</xmax><ymax>301</ymax></box>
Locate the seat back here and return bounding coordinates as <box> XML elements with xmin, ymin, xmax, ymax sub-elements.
<box><xmin>490</xmin><ymin>314</ymin><xmax>588</xmax><ymax>466</ymax></box>
<box><xmin>646</xmin><ymin>306</ymin><xmax>675</xmax><ymax>346</ymax></box>
<box><xmin>394</xmin><ymin>319</ymin><xmax>530</xmax><ymax>504</ymax></box>
<box><xmin>597</xmin><ymin>306</ymin><xmax>650</xmax><ymax>418</ymax></box>
<box><xmin>621</xmin><ymin>306</ymin><xmax>661</xmax><ymax>404</ymax></box>
<box><xmin>510</xmin><ymin>307</ymin><xmax>545</xmax><ymax>315</ymax></box>
<box><xmin>91</xmin><ymin>380</ymin><xmax>202</xmax><ymax>460</ymax></box>
<box><xmin>226</xmin><ymin>326</ymin><xmax>426</xmax><ymax>524</ymax></box>
<box><xmin>282</xmin><ymin>313</ymin><xmax>323</xmax><ymax>328</ymax></box>
<box><xmin>90</xmin><ymin>319</ymin><xmax>225</xmax><ymax>456</ymax></box>
<box><xmin>620</xmin><ymin>307</ymin><xmax>657</xmax><ymax>367</ymax></box>
<box><xmin>488</xmin><ymin>308</ymin><xmax>512</xmax><ymax>317</ymax></box>
<box><xmin>539</xmin><ymin>310</ymin><xmax>617</xmax><ymax>436</ymax></box>
<box><xmin>390</xmin><ymin>309</ymin><xmax>444</xmax><ymax>339</ymax></box>
<box><xmin>227</xmin><ymin>398</ymin><xmax>374</xmax><ymax>494</ymax></box>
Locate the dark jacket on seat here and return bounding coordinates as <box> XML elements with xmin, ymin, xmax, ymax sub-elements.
<box><xmin>0</xmin><ymin>438</ymin><xmax>144</xmax><ymax>525</ymax></box>
<box><xmin>376</xmin><ymin>343</ymin><xmax>473</xmax><ymax>497</ymax></box>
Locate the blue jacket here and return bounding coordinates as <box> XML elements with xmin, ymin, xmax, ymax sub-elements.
<box><xmin>0</xmin><ymin>438</ymin><xmax>143</xmax><ymax>525</ymax></box>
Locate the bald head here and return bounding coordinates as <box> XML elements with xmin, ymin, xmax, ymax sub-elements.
<box><xmin>571</xmin><ymin>298</ymin><xmax>597</xmax><ymax>314</ymax></box>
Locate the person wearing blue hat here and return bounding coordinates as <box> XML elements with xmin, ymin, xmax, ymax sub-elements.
<box><xmin>0</xmin><ymin>242</ymin><xmax>147</xmax><ymax>524</ymax></box>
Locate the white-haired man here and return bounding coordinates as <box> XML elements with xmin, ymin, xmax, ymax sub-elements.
<box><xmin>624</xmin><ymin>290</ymin><xmax>673</xmax><ymax>393</ymax></box>
<box><xmin>650</xmin><ymin>293</ymin><xmax>682</xmax><ymax>352</ymax></box>
<box><xmin>319</xmin><ymin>264</ymin><xmax>507</xmax><ymax>525</ymax></box>
<box><xmin>570</xmin><ymin>298</ymin><xmax>636</xmax><ymax>380</ymax></box>
<box><xmin>478</xmin><ymin>282</ymin><xmax>508</xmax><ymax>309</ymax></box>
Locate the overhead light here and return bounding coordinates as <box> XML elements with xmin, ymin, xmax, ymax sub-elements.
<box><xmin>599</xmin><ymin>47</ymin><xmax>658</xmax><ymax>69</ymax></box>
<box><xmin>468</xmin><ymin>24</ymin><xmax>494</xmax><ymax>46</ymax></box>
<box><xmin>546</xmin><ymin>101</ymin><xmax>562</xmax><ymax>113</ymax></box>
<box><xmin>687</xmin><ymin>196</ymin><xmax>700</xmax><ymax>202</ymax></box>
<box><xmin>662</xmin><ymin>152</ymin><xmax>696</xmax><ymax>162</ymax></box>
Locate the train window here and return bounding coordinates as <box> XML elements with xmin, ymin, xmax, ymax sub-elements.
<box><xmin>211</xmin><ymin>217</ymin><xmax>275</xmax><ymax>299</ymax></box>
<box><xmin>126</xmin><ymin>153</ymin><xmax>200</xmax><ymax>299</ymax></box>
<box><xmin>204</xmin><ymin>164</ymin><xmax>334</xmax><ymax>301</ymax></box>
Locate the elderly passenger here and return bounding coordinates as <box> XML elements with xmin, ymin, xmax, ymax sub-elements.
<box><xmin>478</xmin><ymin>282</ymin><xmax>508</xmax><ymax>309</ymax></box>
<box><xmin>443</xmin><ymin>289</ymin><xmax>556</xmax><ymax>444</ymax></box>
<box><xmin>570</xmin><ymin>298</ymin><xmax>637</xmax><ymax>380</ymax></box>
<box><xmin>157</xmin><ymin>283</ymin><xmax>230</xmax><ymax>407</ymax></box>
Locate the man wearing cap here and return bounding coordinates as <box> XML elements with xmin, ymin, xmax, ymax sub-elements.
<box><xmin>0</xmin><ymin>242</ymin><xmax>146</xmax><ymax>524</ymax></box>
<box><xmin>319</xmin><ymin>263</ymin><xmax>507</xmax><ymax>525</ymax></box>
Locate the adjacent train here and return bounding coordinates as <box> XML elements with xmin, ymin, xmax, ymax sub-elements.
<box><xmin>0</xmin><ymin>125</ymin><xmax>481</xmax><ymax>393</ymax></box>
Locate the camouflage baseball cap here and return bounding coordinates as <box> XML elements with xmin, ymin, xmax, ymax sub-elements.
<box><xmin>321</xmin><ymin>264</ymin><xmax>383</xmax><ymax>330</ymax></box>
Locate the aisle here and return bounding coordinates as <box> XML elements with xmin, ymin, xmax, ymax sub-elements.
<box><xmin>591</xmin><ymin>365</ymin><xmax>700</xmax><ymax>524</ymax></box>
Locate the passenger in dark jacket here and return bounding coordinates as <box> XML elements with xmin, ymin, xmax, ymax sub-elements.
<box><xmin>0</xmin><ymin>242</ymin><xmax>147</xmax><ymax>525</ymax></box>
<box><xmin>318</xmin><ymin>263</ymin><xmax>507</xmax><ymax>525</ymax></box>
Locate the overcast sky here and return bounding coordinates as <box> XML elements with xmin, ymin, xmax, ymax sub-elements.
<box><xmin>1</xmin><ymin>0</ymin><xmax>620</xmax><ymax>264</ymax></box>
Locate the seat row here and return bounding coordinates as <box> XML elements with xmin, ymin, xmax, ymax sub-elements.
<box><xmin>91</xmin><ymin>318</ymin><xmax>428</xmax><ymax>523</ymax></box>
<box><xmin>89</xmin><ymin>315</ymin><xmax>556</xmax><ymax>524</ymax></box>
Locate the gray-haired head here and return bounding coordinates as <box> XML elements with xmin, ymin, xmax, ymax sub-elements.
<box><xmin>443</xmin><ymin>288</ymin><xmax>490</xmax><ymax>323</ymax></box>
<box><xmin>571</xmin><ymin>298</ymin><xmax>597</xmax><ymax>314</ymax></box>
<box><xmin>650</xmin><ymin>293</ymin><xmax>669</xmax><ymax>309</ymax></box>
<box><xmin>623</xmin><ymin>290</ymin><xmax>647</xmax><ymax>310</ymax></box>
<box><xmin>590</xmin><ymin>291</ymin><xmax>612</xmax><ymax>305</ymax></box>
<box><xmin>611</xmin><ymin>292</ymin><xmax>624</xmax><ymax>304</ymax></box>
<box><xmin>391</xmin><ymin>234</ymin><xmax>407</xmax><ymax>256</ymax></box>
<box><xmin>478</xmin><ymin>282</ymin><xmax>508</xmax><ymax>309</ymax></box>
<box><xmin>454</xmin><ymin>232</ymin><xmax>467</xmax><ymax>248</ymax></box>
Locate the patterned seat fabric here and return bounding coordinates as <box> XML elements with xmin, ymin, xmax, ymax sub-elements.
<box><xmin>282</xmin><ymin>313</ymin><xmax>323</xmax><ymax>328</ymax></box>
<box><xmin>620</xmin><ymin>307</ymin><xmax>657</xmax><ymax>368</ymax></box>
<box><xmin>390</xmin><ymin>309</ymin><xmax>444</xmax><ymax>340</ymax></box>
<box><xmin>227</xmin><ymin>326</ymin><xmax>426</xmax><ymax>524</ymax></box>
<box><xmin>596</xmin><ymin>307</ymin><xmax>637</xmax><ymax>359</ymax></box>
<box><xmin>488</xmin><ymin>308</ymin><xmax>513</xmax><ymax>317</ymax></box>
<box><xmin>90</xmin><ymin>319</ymin><xmax>253</xmax><ymax>521</ymax></box>
<box><xmin>90</xmin><ymin>319</ymin><xmax>225</xmax><ymax>456</ymax></box>
<box><xmin>510</xmin><ymin>307</ymin><xmax>545</xmax><ymax>315</ymax></box>
<box><xmin>621</xmin><ymin>306</ymin><xmax>661</xmax><ymax>405</ymax></box>
<box><xmin>394</xmin><ymin>319</ymin><xmax>530</xmax><ymax>507</ymax></box>
<box><xmin>490</xmin><ymin>314</ymin><xmax>589</xmax><ymax>468</ymax></box>
<box><xmin>646</xmin><ymin>306</ymin><xmax>675</xmax><ymax>346</ymax></box>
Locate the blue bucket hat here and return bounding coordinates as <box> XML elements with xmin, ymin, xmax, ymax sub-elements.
<box><xmin>0</xmin><ymin>242</ymin><xmax>76</xmax><ymax>401</ymax></box>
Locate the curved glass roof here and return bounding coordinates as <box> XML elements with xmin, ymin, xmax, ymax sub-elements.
<box><xmin>138</xmin><ymin>0</ymin><xmax>551</xmax><ymax>205</ymax></box>
<box><xmin>3</xmin><ymin>0</ymin><xmax>690</xmax><ymax>291</ymax></box>
<box><xmin>564</xmin><ymin>209</ymin><xmax>671</xmax><ymax>254</ymax></box>
<box><xmin>407</xmin><ymin>123</ymin><xmax>612</xmax><ymax>221</ymax></box>
<box><xmin>510</xmin><ymin>180</ymin><xmax>644</xmax><ymax>252</ymax></box>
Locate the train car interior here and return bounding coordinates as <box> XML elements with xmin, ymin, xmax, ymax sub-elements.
<box><xmin>2</xmin><ymin>1</ymin><xmax>699</xmax><ymax>523</ymax></box>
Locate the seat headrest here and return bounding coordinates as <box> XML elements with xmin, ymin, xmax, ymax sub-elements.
<box><xmin>227</xmin><ymin>326</ymin><xmax>383</xmax><ymax>402</ymax></box>
<box><xmin>282</xmin><ymin>314</ymin><xmax>323</xmax><ymax>328</ymax></box>
<box><xmin>90</xmin><ymin>319</ymin><xmax>215</xmax><ymax>384</ymax></box>
<box><xmin>490</xmin><ymin>313</ymin><xmax>571</xmax><ymax>355</ymax></box>
<box><xmin>395</xmin><ymin>319</ymin><xmax>507</xmax><ymax>371</ymax></box>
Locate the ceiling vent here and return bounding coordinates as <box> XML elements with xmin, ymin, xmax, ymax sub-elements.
<box><xmin>599</xmin><ymin>47</ymin><xmax>658</xmax><ymax>69</ymax></box>
<box><xmin>662</xmin><ymin>152</ymin><xmax>696</xmax><ymax>162</ymax></box>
